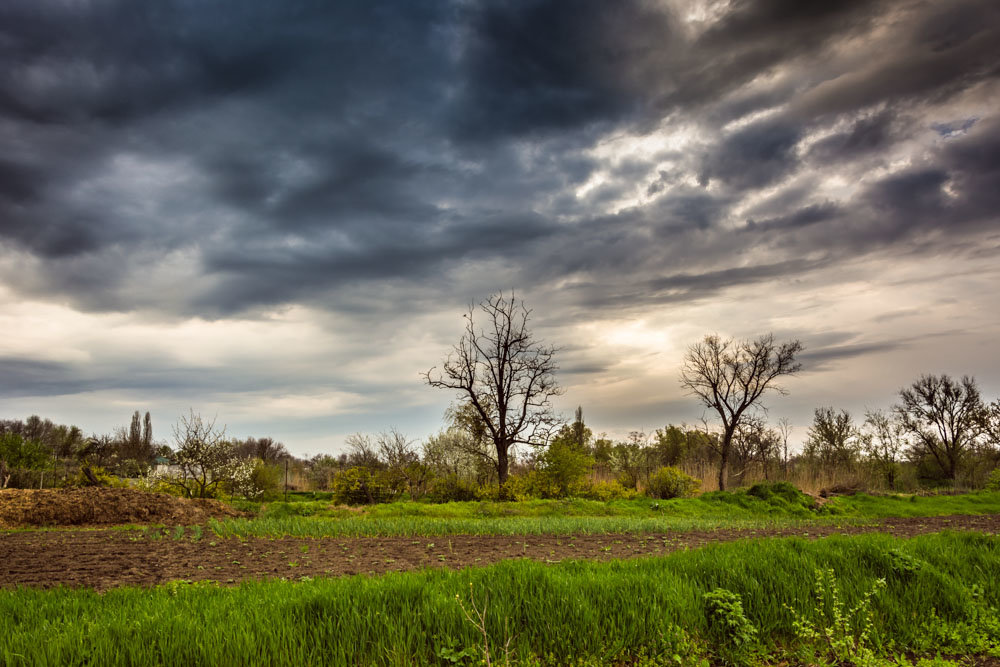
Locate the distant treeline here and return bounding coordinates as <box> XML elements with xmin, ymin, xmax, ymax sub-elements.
<box><xmin>3</xmin><ymin>371</ymin><xmax>999</xmax><ymax>501</ymax></box>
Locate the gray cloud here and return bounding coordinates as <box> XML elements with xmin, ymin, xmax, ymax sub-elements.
<box><xmin>1</xmin><ymin>0</ymin><xmax>999</xmax><ymax>446</ymax></box>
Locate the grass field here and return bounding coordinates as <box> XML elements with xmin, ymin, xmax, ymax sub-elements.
<box><xmin>209</xmin><ymin>488</ymin><xmax>1000</xmax><ymax>539</ymax></box>
<box><xmin>3</xmin><ymin>531</ymin><xmax>998</xmax><ymax>666</ymax></box>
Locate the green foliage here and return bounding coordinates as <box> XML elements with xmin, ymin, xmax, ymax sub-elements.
<box><xmin>535</xmin><ymin>440</ymin><xmax>594</xmax><ymax>498</ymax></box>
<box><xmin>785</xmin><ymin>568</ymin><xmax>886</xmax><ymax>666</ymax></box>
<box><xmin>426</xmin><ymin>474</ymin><xmax>479</xmax><ymax>503</ymax></box>
<box><xmin>0</xmin><ymin>433</ymin><xmax>51</xmax><ymax>487</ymax></box>
<box><xmin>577</xmin><ymin>480</ymin><xmax>639</xmax><ymax>501</ymax></box>
<box><xmin>475</xmin><ymin>478</ymin><xmax>529</xmax><ymax>502</ymax></box>
<box><xmin>63</xmin><ymin>465</ymin><xmax>127</xmax><ymax>488</ymax></box>
<box><xmin>646</xmin><ymin>466</ymin><xmax>700</xmax><ymax>500</ymax></box>
<box><xmin>210</xmin><ymin>490</ymin><xmax>1000</xmax><ymax>539</ymax></box>
<box><xmin>745</xmin><ymin>482</ymin><xmax>816</xmax><ymax>511</ymax></box>
<box><xmin>3</xmin><ymin>533</ymin><xmax>999</xmax><ymax>665</ymax></box>
<box><xmin>703</xmin><ymin>588</ymin><xmax>759</xmax><ymax>665</ymax></box>
<box><xmin>987</xmin><ymin>469</ymin><xmax>1000</xmax><ymax>492</ymax></box>
<box><xmin>331</xmin><ymin>466</ymin><xmax>399</xmax><ymax>505</ymax></box>
<box><xmin>234</xmin><ymin>459</ymin><xmax>282</xmax><ymax>500</ymax></box>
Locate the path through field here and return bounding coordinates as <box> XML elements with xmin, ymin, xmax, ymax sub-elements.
<box><xmin>3</xmin><ymin>513</ymin><xmax>998</xmax><ymax>591</ymax></box>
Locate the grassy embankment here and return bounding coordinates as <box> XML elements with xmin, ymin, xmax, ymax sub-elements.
<box><xmin>208</xmin><ymin>487</ymin><xmax>1000</xmax><ymax>539</ymax></box>
<box><xmin>3</xmin><ymin>531</ymin><xmax>998</xmax><ymax>665</ymax></box>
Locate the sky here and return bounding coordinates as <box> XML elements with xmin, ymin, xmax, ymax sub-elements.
<box><xmin>2</xmin><ymin>0</ymin><xmax>999</xmax><ymax>456</ymax></box>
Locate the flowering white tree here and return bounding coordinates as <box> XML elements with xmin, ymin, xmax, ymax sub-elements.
<box><xmin>152</xmin><ymin>411</ymin><xmax>257</xmax><ymax>498</ymax></box>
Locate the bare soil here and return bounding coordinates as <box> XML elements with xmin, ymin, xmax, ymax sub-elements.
<box><xmin>0</xmin><ymin>488</ymin><xmax>245</xmax><ymax>528</ymax></box>
<box><xmin>2</xmin><ymin>513</ymin><xmax>997</xmax><ymax>591</ymax></box>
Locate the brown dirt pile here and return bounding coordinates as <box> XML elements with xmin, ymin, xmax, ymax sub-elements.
<box><xmin>0</xmin><ymin>488</ymin><xmax>244</xmax><ymax>528</ymax></box>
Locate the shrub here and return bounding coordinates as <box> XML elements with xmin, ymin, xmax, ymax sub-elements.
<box><xmin>646</xmin><ymin>466</ymin><xmax>700</xmax><ymax>499</ymax></box>
<box><xmin>703</xmin><ymin>588</ymin><xmax>759</xmax><ymax>665</ymax></box>
<box><xmin>331</xmin><ymin>466</ymin><xmax>399</xmax><ymax>505</ymax></box>
<box><xmin>578</xmin><ymin>479</ymin><xmax>639</xmax><ymax>501</ymax></box>
<box><xmin>475</xmin><ymin>477</ymin><xmax>529</xmax><ymax>502</ymax></box>
<box><xmin>0</xmin><ymin>433</ymin><xmax>52</xmax><ymax>489</ymax></box>
<box><xmin>986</xmin><ymin>469</ymin><xmax>1000</xmax><ymax>492</ymax></box>
<box><xmin>226</xmin><ymin>459</ymin><xmax>282</xmax><ymax>500</ymax></box>
<box><xmin>63</xmin><ymin>465</ymin><xmax>129</xmax><ymax>489</ymax></box>
<box><xmin>425</xmin><ymin>474</ymin><xmax>478</xmax><ymax>503</ymax></box>
<box><xmin>535</xmin><ymin>441</ymin><xmax>594</xmax><ymax>498</ymax></box>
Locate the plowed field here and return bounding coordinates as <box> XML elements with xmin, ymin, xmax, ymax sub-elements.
<box><xmin>2</xmin><ymin>513</ymin><xmax>997</xmax><ymax>591</ymax></box>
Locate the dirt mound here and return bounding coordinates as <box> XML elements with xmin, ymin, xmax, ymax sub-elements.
<box><xmin>0</xmin><ymin>488</ymin><xmax>245</xmax><ymax>528</ymax></box>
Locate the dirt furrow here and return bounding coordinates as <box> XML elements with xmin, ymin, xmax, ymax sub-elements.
<box><xmin>2</xmin><ymin>513</ymin><xmax>997</xmax><ymax>591</ymax></box>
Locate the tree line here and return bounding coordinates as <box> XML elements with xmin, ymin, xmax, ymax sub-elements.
<box><xmin>2</xmin><ymin>292</ymin><xmax>999</xmax><ymax>500</ymax></box>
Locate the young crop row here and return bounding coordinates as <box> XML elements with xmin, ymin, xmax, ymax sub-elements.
<box><xmin>3</xmin><ymin>531</ymin><xmax>998</xmax><ymax>665</ymax></box>
<box><xmin>209</xmin><ymin>488</ymin><xmax>1000</xmax><ymax>539</ymax></box>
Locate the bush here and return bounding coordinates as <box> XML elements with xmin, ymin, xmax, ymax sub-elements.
<box><xmin>425</xmin><ymin>474</ymin><xmax>478</xmax><ymax>503</ymax></box>
<box><xmin>475</xmin><ymin>477</ymin><xmax>529</xmax><ymax>502</ymax></box>
<box><xmin>0</xmin><ymin>433</ymin><xmax>52</xmax><ymax>489</ymax></box>
<box><xmin>228</xmin><ymin>459</ymin><xmax>282</xmax><ymax>501</ymax></box>
<box><xmin>578</xmin><ymin>479</ymin><xmax>640</xmax><ymax>501</ymax></box>
<box><xmin>535</xmin><ymin>441</ymin><xmax>594</xmax><ymax>498</ymax></box>
<box><xmin>331</xmin><ymin>466</ymin><xmax>398</xmax><ymax>505</ymax></box>
<box><xmin>986</xmin><ymin>469</ymin><xmax>1000</xmax><ymax>492</ymax></box>
<box><xmin>704</xmin><ymin>588</ymin><xmax>759</xmax><ymax>665</ymax></box>
<box><xmin>646</xmin><ymin>466</ymin><xmax>700</xmax><ymax>499</ymax></box>
<box><xmin>64</xmin><ymin>465</ymin><xmax>127</xmax><ymax>489</ymax></box>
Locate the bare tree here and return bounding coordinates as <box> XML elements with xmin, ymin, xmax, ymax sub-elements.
<box><xmin>731</xmin><ymin>415</ymin><xmax>780</xmax><ymax>483</ymax></box>
<box><xmin>680</xmin><ymin>333</ymin><xmax>803</xmax><ymax>491</ymax></box>
<box><xmin>345</xmin><ymin>433</ymin><xmax>381</xmax><ymax>469</ymax></box>
<box><xmin>424</xmin><ymin>292</ymin><xmax>562</xmax><ymax>488</ymax></box>
<box><xmin>778</xmin><ymin>418</ymin><xmax>793</xmax><ymax>479</ymax></box>
<box><xmin>895</xmin><ymin>374</ymin><xmax>986</xmax><ymax>481</ymax></box>
<box><xmin>861</xmin><ymin>409</ymin><xmax>907</xmax><ymax>490</ymax></box>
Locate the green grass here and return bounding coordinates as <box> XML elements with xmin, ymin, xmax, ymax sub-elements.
<box><xmin>208</xmin><ymin>488</ymin><xmax>1000</xmax><ymax>539</ymax></box>
<box><xmin>3</xmin><ymin>531</ymin><xmax>998</xmax><ymax>665</ymax></box>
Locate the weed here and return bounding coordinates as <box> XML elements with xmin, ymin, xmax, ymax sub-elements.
<box><xmin>703</xmin><ymin>588</ymin><xmax>759</xmax><ymax>665</ymax></box>
<box><xmin>785</xmin><ymin>568</ymin><xmax>886</xmax><ymax>666</ymax></box>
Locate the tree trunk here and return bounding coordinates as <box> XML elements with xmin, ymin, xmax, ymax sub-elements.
<box><xmin>497</xmin><ymin>444</ymin><xmax>509</xmax><ymax>488</ymax></box>
<box><xmin>718</xmin><ymin>430</ymin><xmax>733</xmax><ymax>491</ymax></box>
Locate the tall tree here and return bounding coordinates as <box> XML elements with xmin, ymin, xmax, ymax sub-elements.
<box><xmin>861</xmin><ymin>409</ymin><xmax>907</xmax><ymax>489</ymax></box>
<box><xmin>803</xmin><ymin>407</ymin><xmax>859</xmax><ymax>468</ymax></box>
<box><xmin>142</xmin><ymin>412</ymin><xmax>153</xmax><ymax>449</ymax></box>
<box><xmin>680</xmin><ymin>333</ymin><xmax>803</xmax><ymax>490</ymax></box>
<box><xmin>424</xmin><ymin>292</ymin><xmax>562</xmax><ymax>488</ymax></box>
<box><xmin>895</xmin><ymin>374</ymin><xmax>986</xmax><ymax>480</ymax></box>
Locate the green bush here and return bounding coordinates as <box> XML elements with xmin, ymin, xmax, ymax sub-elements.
<box><xmin>236</xmin><ymin>460</ymin><xmax>283</xmax><ymax>500</ymax></box>
<box><xmin>425</xmin><ymin>474</ymin><xmax>478</xmax><ymax>503</ymax></box>
<box><xmin>475</xmin><ymin>477</ymin><xmax>529</xmax><ymax>502</ymax></box>
<box><xmin>331</xmin><ymin>467</ymin><xmax>397</xmax><ymax>505</ymax></box>
<box><xmin>646</xmin><ymin>466</ymin><xmax>700</xmax><ymax>499</ymax></box>
<box><xmin>986</xmin><ymin>469</ymin><xmax>1000</xmax><ymax>492</ymax></box>
<box><xmin>703</xmin><ymin>588</ymin><xmax>759</xmax><ymax>665</ymax></box>
<box><xmin>0</xmin><ymin>433</ymin><xmax>52</xmax><ymax>488</ymax></box>
<box><xmin>63</xmin><ymin>465</ymin><xmax>127</xmax><ymax>489</ymax></box>
<box><xmin>535</xmin><ymin>440</ymin><xmax>594</xmax><ymax>498</ymax></box>
<box><xmin>578</xmin><ymin>479</ymin><xmax>640</xmax><ymax>501</ymax></box>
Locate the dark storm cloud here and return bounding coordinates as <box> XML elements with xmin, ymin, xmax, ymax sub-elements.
<box><xmin>745</xmin><ymin>202</ymin><xmax>840</xmax><ymax>233</ymax></box>
<box><xmin>699</xmin><ymin>119</ymin><xmax>802</xmax><ymax>190</ymax></box>
<box><xmin>793</xmin><ymin>0</ymin><xmax>1000</xmax><ymax>117</ymax></box>
<box><xmin>0</xmin><ymin>358</ymin><xmax>91</xmax><ymax>397</ymax></box>
<box><xmin>805</xmin><ymin>111</ymin><xmax>899</xmax><ymax>164</ymax></box>
<box><xmin>0</xmin><ymin>0</ymin><xmax>998</xmax><ymax>325</ymax></box>
<box><xmin>450</xmin><ymin>0</ymin><xmax>678</xmax><ymax>141</ymax></box>
<box><xmin>799</xmin><ymin>341</ymin><xmax>904</xmax><ymax>371</ymax></box>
